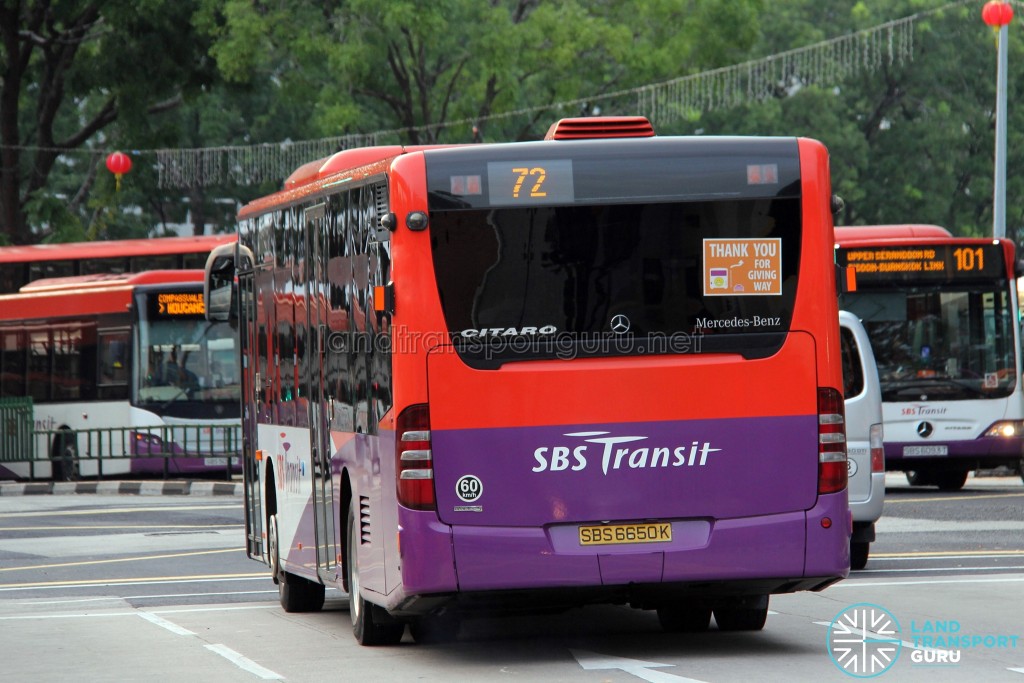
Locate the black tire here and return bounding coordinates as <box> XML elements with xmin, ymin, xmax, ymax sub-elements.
<box><xmin>346</xmin><ymin>504</ymin><xmax>404</xmax><ymax>645</ymax></box>
<box><xmin>1018</xmin><ymin>458</ymin><xmax>1023</xmax><ymax>485</ymax></box>
<box><xmin>270</xmin><ymin>514</ymin><xmax>324</xmax><ymax>613</ymax></box>
<box><xmin>935</xmin><ymin>470</ymin><xmax>968</xmax><ymax>492</ymax></box>
<box><xmin>905</xmin><ymin>470</ymin><xmax>932</xmax><ymax>486</ymax></box>
<box><xmin>657</xmin><ymin>603</ymin><xmax>712</xmax><ymax>633</ymax></box>
<box><xmin>850</xmin><ymin>541</ymin><xmax>870</xmax><ymax>570</ymax></box>
<box><xmin>713</xmin><ymin>595</ymin><xmax>769</xmax><ymax>632</ymax></box>
<box><xmin>409</xmin><ymin>613</ymin><xmax>461</xmax><ymax>644</ymax></box>
<box><xmin>52</xmin><ymin>430</ymin><xmax>79</xmax><ymax>482</ymax></box>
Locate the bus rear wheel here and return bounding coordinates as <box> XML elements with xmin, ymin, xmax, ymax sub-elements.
<box><xmin>346</xmin><ymin>504</ymin><xmax>404</xmax><ymax>646</ymax></box>
<box><xmin>657</xmin><ymin>602</ymin><xmax>712</xmax><ymax>632</ymax></box>
<box><xmin>713</xmin><ymin>595</ymin><xmax>769</xmax><ymax>631</ymax></box>
<box><xmin>269</xmin><ymin>513</ymin><xmax>324</xmax><ymax>613</ymax></box>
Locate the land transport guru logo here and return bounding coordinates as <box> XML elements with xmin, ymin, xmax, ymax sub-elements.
<box><xmin>827</xmin><ymin>603</ymin><xmax>902</xmax><ymax>677</ymax></box>
<box><xmin>826</xmin><ymin>602</ymin><xmax>1022</xmax><ymax>677</ymax></box>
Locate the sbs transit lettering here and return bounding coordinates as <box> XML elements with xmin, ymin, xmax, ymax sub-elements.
<box><xmin>532</xmin><ymin>431</ymin><xmax>722</xmax><ymax>475</ymax></box>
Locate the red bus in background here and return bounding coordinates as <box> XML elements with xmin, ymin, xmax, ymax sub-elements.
<box><xmin>0</xmin><ymin>270</ymin><xmax>241</xmax><ymax>480</ymax></box>
<box><xmin>206</xmin><ymin>116</ymin><xmax>850</xmax><ymax>645</ymax></box>
<box><xmin>0</xmin><ymin>234</ymin><xmax>236</xmax><ymax>294</ymax></box>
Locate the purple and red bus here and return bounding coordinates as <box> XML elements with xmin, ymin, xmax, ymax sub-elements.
<box><xmin>206</xmin><ymin>116</ymin><xmax>850</xmax><ymax>644</ymax></box>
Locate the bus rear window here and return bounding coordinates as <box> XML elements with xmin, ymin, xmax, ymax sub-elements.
<box><xmin>430</xmin><ymin>197</ymin><xmax>801</xmax><ymax>367</ymax></box>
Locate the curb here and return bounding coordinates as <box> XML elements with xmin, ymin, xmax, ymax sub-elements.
<box><xmin>0</xmin><ymin>480</ymin><xmax>243</xmax><ymax>496</ymax></box>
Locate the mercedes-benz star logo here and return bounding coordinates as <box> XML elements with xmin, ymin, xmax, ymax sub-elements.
<box><xmin>610</xmin><ymin>314</ymin><xmax>631</xmax><ymax>334</ymax></box>
<box><xmin>916</xmin><ymin>421</ymin><xmax>933</xmax><ymax>438</ymax></box>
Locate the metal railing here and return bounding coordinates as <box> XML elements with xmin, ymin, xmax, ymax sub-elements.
<box><xmin>3</xmin><ymin>420</ymin><xmax>242</xmax><ymax>481</ymax></box>
<box><xmin>0</xmin><ymin>397</ymin><xmax>34</xmax><ymax>464</ymax></box>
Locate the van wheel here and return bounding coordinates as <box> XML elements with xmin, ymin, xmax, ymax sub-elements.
<box><xmin>713</xmin><ymin>595</ymin><xmax>769</xmax><ymax>631</ymax></box>
<box><xmin>52</xmin><ymin>430</ymin><xmax>79</xmax><ymax>481</ymax></box>
<box><xmin>270</xmin><ymin>514</ymin><xmax>324</xmax><ymax>612</ymax></box>
<box><xmin>850</xmin><ymin>541</ymin><xmax>870</xmax><ymax>570</ymax></box>
<box><xmin>346</xmin><ymin>504</ymin><xmax>404</xmax><ymax>645</ymax></box>
<box><xmin>935</xmin><ymin>470</ymin><xmax>968</xmax><ymax>492</ymax></box>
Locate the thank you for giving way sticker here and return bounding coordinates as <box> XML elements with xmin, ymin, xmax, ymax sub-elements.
<box><xmin>703</xmin><ymin>238</ymin><xmax>782</xmax><ymax>296</ymax></box>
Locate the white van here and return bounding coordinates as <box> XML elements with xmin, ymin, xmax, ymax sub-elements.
<box><xmin>839</xmin><ymin>311</ymin><xmax>885</xmax><ymax>570</ymax></box>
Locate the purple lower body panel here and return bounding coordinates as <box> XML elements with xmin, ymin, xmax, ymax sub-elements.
<box><xmin>885</xmin><ymin>436</ymin><xmax>1024</xmax><ymax>468</ymax></box>
<box><xmin>395</xmin><ymin>491</ymin><xmax>849</xmax><ymax>609</ymax></box>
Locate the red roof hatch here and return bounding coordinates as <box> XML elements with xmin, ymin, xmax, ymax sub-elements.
<box><xmin>544</xmin><ymin>116</ymin><xmax>656</xmax><ymax>140</ymax></box>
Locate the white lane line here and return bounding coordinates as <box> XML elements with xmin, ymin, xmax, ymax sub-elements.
<box><xmin>832</xmin><ymin>575</ymin><xmax>1024</xmax><ymax>588</ymax></box>
<box><xmin>0</xmin><ymin>604</ymin><xmax>276</xmax><ymax>621</ymax></box>
<box><xmin>204</xmin><ymin>644</ymin><xmax>284</xmax><ymax>680</ymax></box>
<box><xmin>813</xmin><ymin>621</ymin><xmax>939</xmax><ymax>654</ymax></box>
<box><xmin>138</xmin><ymin>611</ymin><xmax>196</xmax><ymax>636</ymax></box>
<box><xmin>138</xmin><ymin>611</ymin><xmax>286</xmax><ymax>680</ymax></box>
<box><xmin>855</xmin><ymin>565</ymin><xmax>1024</xmax><ymax>574</ymax></box>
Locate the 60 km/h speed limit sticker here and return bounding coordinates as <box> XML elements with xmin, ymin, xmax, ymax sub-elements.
<box><xmin>455</xmin><ymin>475</ymin><xmax>483</xmax><ymax>502</ymax></box>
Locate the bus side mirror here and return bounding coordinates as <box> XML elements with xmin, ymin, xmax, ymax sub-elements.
<box><xmin>204</xmin><ymin>242</ymin><xmax>237</xmax><ymax>322</ymax></box>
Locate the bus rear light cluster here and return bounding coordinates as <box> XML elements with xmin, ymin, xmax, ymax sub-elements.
<box><xmin>396</xmin><ymin>403</ymin><xmax>435</xmax><ymax>510</ymax></box>
<box><xmin>817</xmin><ymin>387</ymin><xmax>848</xmax><ymax>494</ymax></box>
<box><xmin>869</xmin><ymin>423</ymin><xmax>885</xmax><ymax>473</ymax></box>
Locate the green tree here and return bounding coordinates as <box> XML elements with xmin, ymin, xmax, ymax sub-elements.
<box><xmin>0</xmin><ymin>0</ymin><xmax>217</xmax><ymax>245</ymax></box>
<box><xmin>198</xmin><ymin>0</ymin><xmax>764</xmax><ymax>145</ymax></box>
<box><xmin>682</xmin><ymin>0</ymin><xmax>1024</xmax><ymax>239</ymax></box>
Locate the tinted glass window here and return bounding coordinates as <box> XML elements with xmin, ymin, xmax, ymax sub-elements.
<box><xmin>431</xmin><ymin>197</ymin><xmax>801</xmax><ymax>367</ymax></box>
<box><xmin>840</xmin><ymin>327</ymin><xmax>865</xmax><ymax>398</ymax></box>
<box><xmin>842</xmin><ymin>287</ymin><xmax>1016</xmax><ymax>401</ymax></box>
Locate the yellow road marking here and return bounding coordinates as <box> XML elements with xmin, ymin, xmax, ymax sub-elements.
<box><xmin>0</xmin><ymin>572</ymin><xmax>266</xmax><ymax>590</ymax></box>
<box><xmin>0</xmin><ymin>524</ymin><xmax>241</xmax><ymax>532</ymax></box>
<box><xmin>884</xmin><ymin>491</ymin><xmax>1024</xmax><ymax>504</ymax></box>
<box><xmin>0</xmin><ymin>547</ymin><xmax>245</xmax><ymax>572</ymax></box>
<box><xmin>0</xmin><ymin>504</ymin><xmax>237</xmax><ymax>518</ymax></box>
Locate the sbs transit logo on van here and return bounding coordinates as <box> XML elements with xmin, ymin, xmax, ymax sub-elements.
<box><xmin>531</xmin><ymin>431</ymin><xmax>722</xmax><ymax>476</ymax></box>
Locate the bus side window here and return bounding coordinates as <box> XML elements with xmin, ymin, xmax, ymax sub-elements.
<box><xmin>98</xmin><ymin>330</ymin><xmax>130</xmax><ymax>400</ymax></box>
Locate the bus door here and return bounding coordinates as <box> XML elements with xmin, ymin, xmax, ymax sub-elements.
<box><xmin>305</xmin><ymin>204</ymin><xmax>338</xmax><ymax>578</ymax></box>
<box><xmin>238</xmin><ymin>267</ymin><xmax>262</xmax><ymax>559</ymax></box>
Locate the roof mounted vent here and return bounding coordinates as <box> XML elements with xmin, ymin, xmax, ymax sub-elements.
<box><xmin>544</xmin><ymin>116</ymin><xmax>655</xmax><ymax>140</ymax></box>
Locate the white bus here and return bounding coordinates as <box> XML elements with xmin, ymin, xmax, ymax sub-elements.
<box><xmin>0</xmin><ymin>271</ymin><xmax>241</xmax><ymax>480</ymax></box>
<box><xmin>836</xmin><ymin>225</ymin><xmax>1024</xmax><ymax>491</ymax></box>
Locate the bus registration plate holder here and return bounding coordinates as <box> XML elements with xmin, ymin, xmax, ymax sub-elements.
<box><xmin>578</xmin><ymin>522</ymin><xmax>672</xmax><ymax>546</ymax></box>
<box><xmin>903</xmin><ymin>445</ymin><xmax>948</xmax><ymax>456</ymax></box>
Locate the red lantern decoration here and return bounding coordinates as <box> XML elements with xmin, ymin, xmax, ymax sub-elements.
<box><xmin>105</xmin><ymin>151</ymin><xmax>133</xmax><ymax>191</ymax></box>
<box><xmin>982</xmin><ymin>0</ymin><xmax>1014</xmax><ymax>28</ymax></box>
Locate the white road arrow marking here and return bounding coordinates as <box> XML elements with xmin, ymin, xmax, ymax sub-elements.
<box><xmin>571</xmin><ymin>649</ymin><xmax>709</xmax><ymax>683</ymax></box>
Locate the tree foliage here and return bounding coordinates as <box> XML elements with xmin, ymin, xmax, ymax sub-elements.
<box><xmin>681</xmin><ymin>0</ymin><xmax>1024</xmax><ymax>239</ymax></box>
<box><xmin>1</xmin><ymin>0</ymin><xmax>1021</xmax><ymax>244</ymax></box>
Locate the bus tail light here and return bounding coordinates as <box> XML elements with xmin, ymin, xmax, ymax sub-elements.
<box><xmin>396</xmin><ymin>403</ymin><xmax>435</xmax><ymax>510</ymax></box>
<box><xmin>869</xmin><ymin>423</ymin><xmax>884</xmax><ymax>473</ymax></box>
<box><xmin>817</xmin><ymin>387</ymin><xmax>847</xmax><ymax>494</ymax></box>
